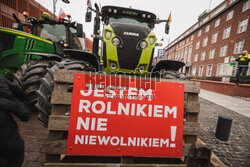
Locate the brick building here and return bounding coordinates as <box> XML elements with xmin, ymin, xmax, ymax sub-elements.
<box><xmin>164</xmin><ymin>0</ymin><xmax>250</xmax><ymax>79</ymax></box>
<box><xmin>0</xmin><ymin>0</ymin><xmax>93</xmax><ymax>51</ymax></box>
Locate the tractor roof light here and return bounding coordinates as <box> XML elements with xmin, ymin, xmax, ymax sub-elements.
<box><xmin>139</xmin><ymin>40</ymin><xmax>148</xmax><ymax>49</ymax></box>
<box><xmin>112</xmin><ymin>37</ymin><xmax>120</xmax><ymax>46</ymax></box>
<box><xmin>147</xmin><ymin>14</ymin><xmax>151</xmax><ymax>19</ymax></box>
<box><xmin>23</xmin><ymin>11</ymin><xmax>29</xmax><ymax>18</ymax></box>
<box><xmin>114</xmin><ymin>9</ymin><xmax>118</xmax><ymax>13</ymax></box>
<box><xmin>108</xmin><ymin>8</ymin><xmax>112</xmax><ymax>12</ymax></box>
<box><xmin>142</xmin><ymin>14</ymin><xmax>146</xmax><ymax>18</ymax></box>
<box><xmin>42</xmin><ymin>12</ymin><xmax>51</xmax><ymax>20</ymax></box>
<box><xmin>105</xmin><ymin>31</ymin><xmax>112</xmax><ymax>40</ymax></box>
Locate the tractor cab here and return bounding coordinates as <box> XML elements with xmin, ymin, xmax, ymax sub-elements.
<box><xmin>14</xmin><ymin>12</ymin><xmax>85</xmax><ymax>51</ymax></box>
<box><xmin>101</xmin><ymin>6</ymin><xmax>156</xmax><ymax>29</ymax></box>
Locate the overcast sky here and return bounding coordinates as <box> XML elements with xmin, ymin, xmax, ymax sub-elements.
<box><xmin>35</xmin><ymin>0</ymin><xmax>224</xmax><ymax>48</ymax></box>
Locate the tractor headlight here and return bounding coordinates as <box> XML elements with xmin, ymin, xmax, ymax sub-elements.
<box><xmin>138</xmin><ymin>65</ymin><xmax>145</xmax><ymax>73</ymax></box>
<box><xmin>112</xmin><ymin>37</ymin><xmax>120</xmax><ymax>46</ymax></box>
<box><xmin>149</xmin><ymin>37</ymin><xmax>154</xmax><ymax>45</ymax></box>
<box><xmin>105</xmin><ymin>31</ymin><xmax>112</xmax><ymax>40</ymax></box>
<box><xmin>139</xmin><ymin>40</ymin><xmax>148</xmax><ymax>49</ymax></box>
<box><xmin>110</xmin><ymin>62</ymin><xmax>117</xmax><ymax>70</ymax></box>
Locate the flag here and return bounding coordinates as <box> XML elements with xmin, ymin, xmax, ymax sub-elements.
<box><xmin>87</xmin><ymin>0</ymin><xmax>92</xmax><ymax>8</ymax></box>
<box><xmin>58</xmin><ymin>7</ymin><xmax>66</xmax><ymax>21</ymax></box>
<box><xmin>167</xmin><ymin>12</ymin><xmax>172</xmax><ymax>24</ymax></box>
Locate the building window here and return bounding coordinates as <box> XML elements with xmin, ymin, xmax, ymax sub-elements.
<box><xmin>198</xmin><ymin>30</ymin><xmax>202</xmax><ymax>37</ymax></box>
<box><xmin>201</xmin><ymin>51</ymin><xmax>206</xmax><ymax>61</ymax></box>
<box><xmin>205</xmin><ymin>25</ymin><xmax>210</xmax><ymax>33</ymax></box>
<box><xmin>226</xmin><ymin>10</ymin><xmax>234</xmax><ymax>21</ymax></box>
<box><xmin>216</xmin><ymin>63</ymin><xmax>224</xmax><ymax>76</ymax></box>
<box><xmin>238</xmin><ymin>18</ymin><xmax>248</xmax><ymax>33</ymax></box>
<box><xmin>192</xmin><ymin>66</ymin><xmax>196</xmax><ymax>76</ymax></box>
<box><xmin>223</xmin><ymin>26</ymin><xmax>231</xmax><ymax>39</ymax></box>
<box><xmin>212</xmin><ymin>32</ymin><xmax>218</xmax><ymax>43</ymax></box>
<box><xmin>186</xmin><ymin>38</ymin><xmax>189</xmax><ymax>43</ymax></box>
<box><xmin>234</xmin><ymin>40</ymin><xmax>244</xmax><ymax>54</ymax></box>
<box><xmin>203</xmin><ymin>37</ymin><xmax>208</xmax><ymax>47</ymax></box>
<box><xmin>209</xmin><ymin>48</ymin><xmax>215</xmax><ymax>59</ymax></box>
<box><xmin>220</xmin><ymin>45</ymin><xmax>228</xmax><ymax>57</ymax></box>
<box><xmin>230</xmin><ymin>0</ymin><xmax>236</xmax><ymax>4</ymax></box>
<box><xmin>214</xmin><ymin>18</ymin><xmax>220</xmax><ymax>27</ymax></box>
<box><xmin>191</xmin><ymin>35</ymin><xmax>194</xmax><ymax>40</ymax></box>
<box><xmin>196</xmin><ymin>41</ymin><xmax>200</xmax><ymax>49</ymax></box>
<box><xmin>194</xmin><ymin>54</ymin><xmax>198</xmax><ymax>62</ymax></box>
<box><xmin>187</xmin><ymin>45</ymin><xmax>193</xmax><ymax>62</ymax></box>
<box><xmin>198</xmin><ymin>65</ymin><xmax>204</xmax><ymax>76</ymax></box>
<box><xmin>242</xmin><ymin>0</ymin><xmax>250</xmax><ymax>12</ymax></box>
<box><xmin>206</xmin><ymin>64</ymin><xmax>213</xmax><ymax>76</ymax></box>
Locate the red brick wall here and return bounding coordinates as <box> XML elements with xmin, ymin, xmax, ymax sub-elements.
<box><xmin>193</xmin><ymin>79</ymin><xmax>250</xmax><ymax>97</ymax></box>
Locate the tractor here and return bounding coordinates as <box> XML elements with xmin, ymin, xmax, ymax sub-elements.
<box><xmin>85</xmin><ymin>4</ymin><xmax>185</xmax><ymax>77</ymax></box>
<box><xmin>34</xmin><ymin>4</ymin><xmax>185</xmax><ymax>126</ymax></box>
<box><xmin>0</xmin><ymin>12</ymin><xmax>99</xmax><ymax>123</ymax></box>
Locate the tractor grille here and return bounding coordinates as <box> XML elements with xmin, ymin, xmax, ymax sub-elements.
<box><xmin>0</xmin><ymin>31</ymin><xmax>15</xmax><ymax>56</ymax></box>
<box><xmin>110</xmin><ymin>23</ymin><xmax>151</xmax><ymax>70</ymax></box>
<box><xmin>24</xmin><ymin>39</ymin><xmax>36</xmax><ymax>50</ymax></box>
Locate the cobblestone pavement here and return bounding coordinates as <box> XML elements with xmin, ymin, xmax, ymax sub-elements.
<box><xmin>199</xmin><ymin>98</ymin><xmax>250</xmax><ymax>167</ymax></box>
<box><xmin>15</xmin><ymin>114</ymin><xmax>48</xmax><ymax>167</ymax></box>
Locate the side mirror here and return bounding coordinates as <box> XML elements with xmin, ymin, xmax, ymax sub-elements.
<box><xmin>76</xmin><ymin>23</ymin><xmax>83</xmax><ymax>37</ymax></box>
<box><xmin>165</xmin><ymin>24</ymin><xmax>170</xmax><ymax>34</ymax></box>
<box><xmin>85</xmin><ymin>11</ymin><xmax>92</xmax><ymax>22</ymax></box>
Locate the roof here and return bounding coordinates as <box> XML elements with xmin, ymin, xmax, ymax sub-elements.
<box><xmin>101</xmin><ymin>6</ymin><xmax>157</xmax><ymax>23</ymax></box>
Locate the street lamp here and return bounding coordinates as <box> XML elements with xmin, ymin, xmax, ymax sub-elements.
<box><xmin>53</xmin><ymin>0</ymin><xmax>70</xmax><ymax>19</ymax></box>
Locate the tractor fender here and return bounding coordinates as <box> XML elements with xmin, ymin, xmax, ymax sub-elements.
<box><xmin>152</xmin><ymin>60</ymin><xmax>185</xmax><ymax>73</ymax></box>
<box><xmin>25</xmin><ymin>52</ymin><xmax>62</xmax><ymax>61</ymax></box>
<box><xmin>63</xmin><ymin>49</ymin><xmax>100</xmax><ymax>71</ymax></box>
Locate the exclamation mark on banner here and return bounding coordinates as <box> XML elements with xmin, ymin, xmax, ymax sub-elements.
<box><xmin>170</xmin><ymin>126</ymin><xmax>176</xmax><ymax>148</ymax></box>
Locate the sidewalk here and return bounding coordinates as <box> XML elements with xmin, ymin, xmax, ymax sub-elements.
<box><xmin>199</xmin><ymin>89</ymin><xmax>250</xmax><ymax>118</ymax></box>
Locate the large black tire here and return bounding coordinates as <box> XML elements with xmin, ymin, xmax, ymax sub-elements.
<box><xmin>35</xmin><ymin>59</ymin><xmax>96</xmax><ymax>126</ymax></box>
<box><xmin>12</xmin><ymin>60</ymin><xmax>55</xmax><ymax>109</ymax></box>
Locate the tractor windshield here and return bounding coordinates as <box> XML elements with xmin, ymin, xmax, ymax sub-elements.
<box><xmin>109</xmin><ymin>16</ymin><xmax>148</xmax><ymax>27</ymax></box>
<box><xmin>35</xmin><ymin>24</ymin><xmax>66</xmax><ymax>43</ymax></box>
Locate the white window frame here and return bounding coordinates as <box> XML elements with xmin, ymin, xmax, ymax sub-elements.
<box><xmin>192</xmin><ymin>66</ymin><xmax>197</xmax><ymax>76</ymax></box>
<box><xmin>212</xmin><ymin>32</ymin><xmax>218</xmax><ymax>44</ymax></box>
<box><xmin>198</xmin><ymin>65</ymin><xmax>204</xmax><ymax>76</ymax></box>
<box><xmin>209</xmin><ymin>48</ymin><xmax>215</xmax><ymax>59</ymax></box>
<box><xmin>194</xmin><ymin>54</ymin><xmax>198</xmax><ymax>62</ymax></box>
<box><xmin>196</xmin><ymin>41</ymin><xmax>200</xmax><ymax>49</ymax></box>
<box><xmin>214</xmin><ymin>19</ymin><xmax>220</xmax><ymax>27</ymax></box>
<box><xmin>242</xmin><ymin>0</ymin><xmax>250</xmax><ymax>12</ymax></box>
<box><xmin>216</xmin><ymin>63</ymin><xmax>224</xmax><ymax>76</ymax></box>
<box><xmin>223</xmin><ymin>26</ymin><xmax>231</xmax><ymax>39</ymax></box>
<box><xmin>226</xmin><ymin>10</ymin><xmax>234</xmax><ymax>21</ymax></box>
<box><xmin>220</xmin><ymin>45</ymin><xmax>228</xmax><ymax>57</ymax></box>
<box><xmin>191</xmin><ymin>35</ymin><xmax>194</xmax><ymax>40</ymax></box>
<box><xmin>234</xmin><ymin>40</ymin><xmax>245</xmax><ymax>54</ymax></box>
<box><xmin>203</xmin><ymin>37</ymin><xmax>208</xmax><ymax>47</ymax></box>
<box><xmin>230</xmin><ymin>0</ymin><xmax>236</xmax><ymax>4</ymax></box>
<box><xmin>198</xmin><ymin>30</ymin><xmax>202</xmax><ymax>37</ymax></box>
<box><xmin>206</xmin><ymin>64</ymin><xmax>213</xmax><ymax>76</ymax></box>
<box><xmin>205</xmin><ymin>25</ymin><xmax>210</xmax><ymax>32</ymax></box>
<box><xmin>237</xmin><ymin>17</ymin><xmax>248</xmax><ymax>34</ymax></box>
<box><xmin>201</xmin><ymin>51</ymin><xmax>206</xmax><ymax>61</ymax></box>
<box><xmin>186</xmin><ymin>37</ymin><xmax>189</xmax><ymax>43</ymax></box>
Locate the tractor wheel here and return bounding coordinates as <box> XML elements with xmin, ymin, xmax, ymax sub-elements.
<box><xmin>35</xmin><ymin>59</ymin><xmax>96</xmax><ymax>126</ymax></box>
<box><xmin>13</xmin><ymin>60</ymin><xmax>55</xmax><ymax>109</ymax></box>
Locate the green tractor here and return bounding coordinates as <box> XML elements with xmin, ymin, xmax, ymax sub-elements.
<box><xmin>0</xmin><ymin>12</ymin><xmax>99</xmax><ymax>118</ymax></box>
<box><xmin>85</xmin><ymin>4</ymin><xmax>185</xmax><ymax>77</ymax></box>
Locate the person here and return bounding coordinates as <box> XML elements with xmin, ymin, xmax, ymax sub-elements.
<box><xmin>235</xmin><ymin>50</ymin><xmax>250</xmax><ymax>85</ymax></box>
<box><xmin>0</xmin><ymin>75</ymin><xmax>31</xmax><ymax>167</ymax></box>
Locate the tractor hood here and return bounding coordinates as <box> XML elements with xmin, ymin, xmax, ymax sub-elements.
<box><xmin>109</xmin><ymin>22</ymin><xmax>151</xmax><ymax>70</ymax></box>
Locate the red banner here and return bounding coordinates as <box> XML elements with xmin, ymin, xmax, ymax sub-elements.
<box><xmin>66</xmin><ymin>73</ymin><xmax>184</xmax><ymax>157</ymax></box>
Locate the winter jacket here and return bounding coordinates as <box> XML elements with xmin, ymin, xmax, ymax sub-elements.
<box><xmin>0</xmin><ymin>75</ymin><xmax>31</xmax><ymax>167</ymax></box>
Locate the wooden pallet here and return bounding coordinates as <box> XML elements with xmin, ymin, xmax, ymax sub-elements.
<box><xmin>43</xmin><ymin>70</ymin><xmax>200</xmax><ymax>166</ymax></box>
